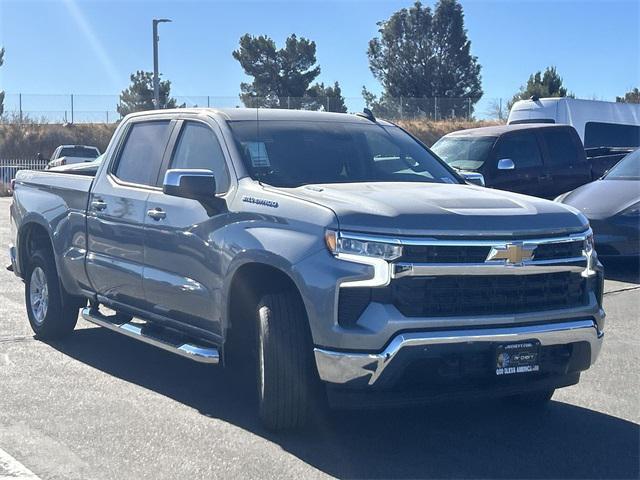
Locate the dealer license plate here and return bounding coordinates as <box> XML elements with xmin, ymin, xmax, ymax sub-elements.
<box><xmin>495</xmin><ymin>341</ymin><xmax>540</xmax><ymax>376</ymax></box>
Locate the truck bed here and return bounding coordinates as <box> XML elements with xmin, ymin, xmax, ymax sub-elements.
<box><xmin>11</xmin><ymin>169</ymin><xmax>95</xmax><ymax>296</ymax></box>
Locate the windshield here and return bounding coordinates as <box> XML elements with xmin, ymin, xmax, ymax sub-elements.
<box><xmin>431</xmin><ymin>136</ymin><xmax>496</xmax><ymax>171</ymax></box>
<box><xmin>604</xmin><ymin>149</ymin><xmax>640</xmax><ymax>180</ymax></box>
<box><xmin>59</xmin><ymin>146</ymin><xmax>99</xmax><ymax>158</ymax></box>
<box><xmin>227</xmin><ymin>120</ymin><xmax>459</xmax><ymax>188</ymax></box>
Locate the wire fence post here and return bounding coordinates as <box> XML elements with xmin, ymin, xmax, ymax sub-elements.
<box><xmin>468</xmin><ymin>98</ymin><xmax>471</xmax><ymax>120</ymax></box>
<box><xmin>287</xmin><ymin>96</ymin><xmax>291</xmax><ymax>109</ymax></box>
<box><xmin>106</xmin><ymin>111</ymin><xmax>109</xmax><ymax>123</ymax></box>
<box><xmin>327</xmin><ymin>96</ymin><xmax>330</xmax><ymax>112</ymax></box>
<box><xmin>70</xmin><ymin>94</ymin><xmax>74</xmax><ymax>124</ymax></box>
<box><xmin>434</xmin><ymin>97</ymin><xmax>438</xmax><ymax>121</ymax></box>
<box><xmin>207</xmin><ymin>95</ymin><xmax>210</xmax><ymax>108</ymax></box>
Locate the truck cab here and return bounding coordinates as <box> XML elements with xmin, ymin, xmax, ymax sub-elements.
<box><xmin>432</xmin><ymin>124</ymin><xmax>592</xmax><ymax>198</ymax></box>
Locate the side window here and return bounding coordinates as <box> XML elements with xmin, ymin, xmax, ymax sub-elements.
<box><xmin>495</xmin><ymin>132</ymin><xmax>543</xmax><ymax>169</ymax></box>
<box><xmin>170</xmin><ymin>122</ymin><xmax>230</xmax><ymax>192</ymax></box>
<box><xmin>543</xmin><ymin>129</ymin><xmax>580</xmax><ymax>165</ymax></box>
<box><xmin>584</xmin><ymin>122</ymin><xmax>640</xmax><ymax>148</ymax></box>
<box><xmin>114</xmin><ymin>121</ymin><xmax>171</xmax><ymax>186</ymax></box>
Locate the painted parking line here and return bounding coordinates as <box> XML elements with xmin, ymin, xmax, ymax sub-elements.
<box><xmin>0</xmin><ymin>448</ymin><xmax>40</xmax><ymax>480</ymax></box>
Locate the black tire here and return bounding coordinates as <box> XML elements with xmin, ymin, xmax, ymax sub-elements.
<box><xmin>508</xmin><ymin>388</ymin><xmax>555</xmax><ymax>407</ymax></box>
<box><xmin>25</xmin><ymin>249</ymin><xmax>79</xmax><ymax>340</ymax></box>
<box><xmin>257</xmin><ymin>291</ymin><xmax>314</xmax><ymax>430</ymax></box>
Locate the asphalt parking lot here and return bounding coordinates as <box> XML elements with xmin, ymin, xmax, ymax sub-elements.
<box><xmin>0</xmin><ymin>196</ymin><xmax>638</xmax><ymax>480</ymax></box>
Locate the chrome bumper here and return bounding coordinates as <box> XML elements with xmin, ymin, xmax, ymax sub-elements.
<box><xmin>314</xmin><ymin>319</ymin><xmax>603</xmax><ymax>387</ymax></box>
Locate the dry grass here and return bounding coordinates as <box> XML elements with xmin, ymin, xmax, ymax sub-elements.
<box><xmin>397</xmin><ymin>119</ymin><xmax>502</xmax><ymax>147</ymax></box>
<box><xmin>0</xmin><ymin>122</ymin><xmax>116</xmax><ymax>159</ymax></box>
<box><xmin>0</xmin><ymin>117</ymin><xmax>502</xmax><ymax>161</ymax></box>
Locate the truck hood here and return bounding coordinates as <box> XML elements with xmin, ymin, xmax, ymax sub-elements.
<box><xmin>278</xmin><ymin>182</ymin><xmax>588</xmax><ymax>237</ymax></box>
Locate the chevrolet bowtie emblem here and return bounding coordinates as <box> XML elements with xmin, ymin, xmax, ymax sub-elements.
<box><xmin>486</xmin><ymin>243</ymin><xmax>536</xmax><ymax>265</ymax></box>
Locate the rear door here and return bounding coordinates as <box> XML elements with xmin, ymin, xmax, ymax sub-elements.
<box><xmin>489</xmin><ymin>131</ymin><xmax>545</xmax><ymax>196</ymax></box>
<box><xmin>539</xmin><ymin>127</ymin><xmax>591</xmax><ymax>197</ymax></box>
<box><xmin>142</xmin><ymin>118</ymin><xmax>233</xmax><ymax>336</ymax></box>
<box><xmin>86</xmin><ymin>118</ymin><xmax>175</xmax><ymax>309</ymax></box>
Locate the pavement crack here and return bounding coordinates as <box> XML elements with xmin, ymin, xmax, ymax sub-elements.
<box><xmin>604</xmin><ymin>285</ymin><xmax>640</xmax><ymax>296</ymax></box>
<box><xmin>0</xmin><ymin>336</ymin><xmax>35</xmax><ymax>344</ymax></box>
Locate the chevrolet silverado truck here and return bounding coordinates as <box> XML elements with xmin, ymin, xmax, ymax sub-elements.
<box><xmin>8</xmin><ymin>108</ymin><xmax>605</xmax><ymax>430</ymax></box>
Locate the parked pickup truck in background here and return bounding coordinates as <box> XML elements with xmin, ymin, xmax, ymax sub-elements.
<box><xmin>9</xmin><ymin>108</ymin><xmax>605</xmax><ymax>430</ymax></box>
<box><xmin>432</xmin><ymin>124</ymin><xmax>615</xmax><ymax>198</ymax></box>
<box><xmin>47</xmin><ymin>144</ymin><xmax>101</xmax><ymax>169</ymax></box>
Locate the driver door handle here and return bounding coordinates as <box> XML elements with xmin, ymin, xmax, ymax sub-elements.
<box><xmin>147</xmin><ymin>208</ymin><xmax>166</xmax><ymax>221</ymax></box>
<box><xmin>91</xmin><ymin>199</ymin><xmax>107</xmax><ymax>211</ymax></box>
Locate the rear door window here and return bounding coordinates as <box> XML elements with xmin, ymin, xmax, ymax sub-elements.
<box><xmin>494</xmin><ymin>132</ymin><xmax>543</xmax><ymax>169</ymax></box>
<box><xmin>113</xmin><ymin>121</ymin><xmax>172</xmax><ymax>186</ymax></box>
<box><xmin>542</xmin><ymin>129</ymin><xmax>580</xmax><ymax>165</ymax></box>
<box><xmin>584</xmin><ymin>122</ymin><xmax>640</xmax><ymax>148</ymax></box>
<box><xmin>169</xmin><ymin>121</ymin><xmax>230</xmax><ymax>192</ymax></box>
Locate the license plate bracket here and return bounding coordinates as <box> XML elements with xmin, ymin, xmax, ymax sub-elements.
<box><xmin>495</xmin><ymin>340</ymin><xmax>540</xmax><ymax>376</ymax></box>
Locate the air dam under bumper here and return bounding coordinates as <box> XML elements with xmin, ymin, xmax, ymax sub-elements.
<box><xmin>314</xmin><ymin>319</ymin><xmax>603</xmax><ymax>388</ymax></box>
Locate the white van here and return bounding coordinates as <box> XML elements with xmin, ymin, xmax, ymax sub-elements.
<box><xmin>508</xmin><ymin>97</ymin><xmax>640</xmax><ymax>148</ymax></box>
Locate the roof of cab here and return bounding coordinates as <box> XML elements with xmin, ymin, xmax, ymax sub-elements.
<box><xmin>444</xmin><ymin>123</ymin><xmax>570</xmax><ymax>138</ymax></box>
<box><xmin>126</xmin><ymin>107</ymin><xmax>394</xmax><ymax>125</ymax></box>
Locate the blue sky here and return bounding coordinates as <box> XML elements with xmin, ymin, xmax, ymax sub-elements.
<box><xmin>0</xmin><ymin>0</ymin><xmax>639</xmax><ymax>116</ymax></box>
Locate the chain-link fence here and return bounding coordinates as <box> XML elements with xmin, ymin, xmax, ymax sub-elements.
<box><xmin>1</xmin><ymin>93</ymin><xmax>509</xmax><ymax>124</ymax></box>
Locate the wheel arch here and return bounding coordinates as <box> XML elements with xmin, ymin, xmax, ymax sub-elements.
<box><xmin>223</xmin><ymin>260</ymin><xmax>309</xmax><ymax>362</ymax></box>
<box><xmin>17</xmin><ymin>220</ymin><xmax>55</xmax><ymax>277</ymax></box>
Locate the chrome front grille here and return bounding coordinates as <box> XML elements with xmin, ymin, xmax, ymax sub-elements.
<box><xmin>336</xmin><ymin>230</ymin><xmax>595</xmax><ymax>326</ymax></box>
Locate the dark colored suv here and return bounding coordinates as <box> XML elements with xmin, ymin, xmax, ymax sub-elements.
<box><xmin>432</xmin><ymin>124</ymin><xmax>591</xmax><ymax>198</ymax></box>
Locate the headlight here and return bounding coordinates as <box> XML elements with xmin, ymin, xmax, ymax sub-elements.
<box><xmin>325</xmin><ymin>230</ymin><xmax>402</xmax><ymax>261</ymax></box>
<box><xmin>620</xmin><ymin>202</ymin><xmax>640</xmax><ymax>217</ymax></box>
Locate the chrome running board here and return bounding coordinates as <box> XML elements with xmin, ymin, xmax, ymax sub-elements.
<box><xmin>81</xmin><ymin>307</ymin><xmax>220</xmax><ymax>364</ymax></box>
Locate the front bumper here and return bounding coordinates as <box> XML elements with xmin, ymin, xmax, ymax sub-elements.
<box><xmin>314</xmin><ymin>319</ymin><xmax>603</xmax><ymax>388</ymax></box>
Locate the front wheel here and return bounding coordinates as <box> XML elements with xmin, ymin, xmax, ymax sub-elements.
<box><xmin>256</xmin><ymin>291</ymin><xmax>315</xmax><ymax>430</ymax></box>
<box><xmin>25</xmin><ymin>250</ymin><xmax>79</xmax><ymax>340</ymax></box>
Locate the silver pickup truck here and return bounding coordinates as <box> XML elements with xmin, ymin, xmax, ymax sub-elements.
<box><xmin>8</xmin><ymin>108</ymin><xmax>605</xmax><ymax>430</ymax></box>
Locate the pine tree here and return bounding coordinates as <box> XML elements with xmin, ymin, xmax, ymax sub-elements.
<box><xmin>232</xmin><ymin>34</ymin><xmax>346</xmax><ymax>111</ymax></box>
<box><xmin>366</xmin><ymin>0</ymin><xmax>482</xmax><ymax>118</ymax></box>
<box><xmin>117</xmin><ymin>71</ymin><xmax>179</xmax><ymax>117</ymax></box>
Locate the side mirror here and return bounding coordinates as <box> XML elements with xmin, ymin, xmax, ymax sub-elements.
<box><xmin>163</xmin><ymin>169</ymin><xmax>216</xmax><ymax>200</ymax></box>
<box><xmin>497</xmin><ymin>158</ymin><xmax>515</xmax><ymax>170</ymax></box>
<box><xmin>459</xmin><ymin>171</ymin><xmax>486</xmax><ymax>187</ymax></box>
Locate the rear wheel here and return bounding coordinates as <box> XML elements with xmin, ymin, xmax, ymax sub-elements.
<box><xmin>256</xmin><ymin>291</ymin><xmax>314</xmax><ymax>430</ymax></box>
<box><xmin>25</xmin><ymin>250</ymin><xmax>79</xmax><ymax>340</ymax></box>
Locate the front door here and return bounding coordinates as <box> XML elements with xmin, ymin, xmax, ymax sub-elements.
<box><xmin>490</xmin><ymin>131</ymin><xmax>546</xmax><ymax>197</ymax></box>
<box><xmin>143</xmin><ymin>118</ymin><xmax>233</xmax><ymax>336</ymax></box>
<box><xmin>86</xmin><ymin>119</ymin><xmax>174</xmax><ymax>309</ymax></box>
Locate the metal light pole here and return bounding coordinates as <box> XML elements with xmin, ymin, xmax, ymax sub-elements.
<box><xmin>153</xmin><ymin>18</ymin><xmax>172</xmax><ymax>109</ymax></box>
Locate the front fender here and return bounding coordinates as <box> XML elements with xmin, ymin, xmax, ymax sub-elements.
<box><xmin>219</xmin><ymin>225</ymin><xmax>326</xmax><ymax>332</ymax></box>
